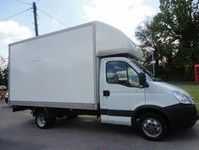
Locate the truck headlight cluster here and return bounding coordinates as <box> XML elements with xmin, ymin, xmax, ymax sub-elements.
<box><xmin>173</xmin><ymin>91</ymin><xmax>194</xmax><ymax>104</ymax></box>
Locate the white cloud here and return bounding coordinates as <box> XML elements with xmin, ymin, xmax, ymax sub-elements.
<box><xmin>0</xmin><ymin>20</ymin><xmax>33</xmax><ymax>59</ymax></box>
<box><xmin>82</xmin><ymin>0</ymin><xmax>158</xmax><ymax>42</ymax></box>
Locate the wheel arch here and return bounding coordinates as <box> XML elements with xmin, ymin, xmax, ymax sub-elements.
<box><xmin>133</xmin><ymin>105</ymin><xmax>169</xmax><ymax>127</ymax></box>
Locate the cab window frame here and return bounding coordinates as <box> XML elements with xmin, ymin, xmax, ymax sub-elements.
<box><xmin>106</xmin><ymin>61</ymin><xmax>140</xmax><ymax>87</ymax></box>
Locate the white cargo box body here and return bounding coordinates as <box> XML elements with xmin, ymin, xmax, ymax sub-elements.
<box><xmin>9</xmin><ymin>21</ymin><xmax>142</xmax><ymax>110</ymax></box>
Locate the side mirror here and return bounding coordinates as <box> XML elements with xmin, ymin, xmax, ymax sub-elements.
<box><xmin>138</xmin><ymin>72</ymin><xmax>148</xmax><ymax>87</ymax></box>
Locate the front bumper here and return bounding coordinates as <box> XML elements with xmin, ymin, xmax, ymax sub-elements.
<box><xmin>163</xmin><ymin>103</ymin><xmax>198</xmax><ymax>129</ymax></box>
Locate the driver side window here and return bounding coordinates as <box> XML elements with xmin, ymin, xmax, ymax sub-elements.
<box><xmin>106</xmin><ymin>61</ymin><xmax>139</xmax><ymax>87</ymax></box>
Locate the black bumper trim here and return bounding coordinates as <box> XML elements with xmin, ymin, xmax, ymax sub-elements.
<box><xmin>101</xmin><ymin>109</ymin><xmax>134</xmax><ymax>116</ymax></box>
<box><xmin>163</xmin><ymin>103</ymin><xmax>198</xmax><ymax>128</ymax></box>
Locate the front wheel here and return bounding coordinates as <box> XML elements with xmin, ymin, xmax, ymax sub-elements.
<box><xmin>139</xmin><ymin>113</ymin><xmax>168</xmax><ymax>140</ymax></box>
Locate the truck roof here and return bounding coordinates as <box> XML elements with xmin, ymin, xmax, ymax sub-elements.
<box><xmin>94</xmin><ymin>22</ymin><xmax>143</xmax><ymax>60</ymax></box>
<box><xmin>9</xmin><ymin>21</ymin><xmax>143</xmax><ymax>60</ymax></box>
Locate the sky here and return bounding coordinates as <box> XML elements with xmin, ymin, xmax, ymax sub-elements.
<box><xmin>0</xmin><ymin>0</ymin><xmax>159</xmax><ymax>60</ymax></box>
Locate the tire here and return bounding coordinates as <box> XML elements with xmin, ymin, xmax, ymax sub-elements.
<box><xmin>35</xmin><ymin>110</ymin><xmax>56</xmax><ymax>129</ymax></box>
<box><xmin>138</xmin><ymin>113</ymin><xmax>168</xmax><ymax>141</ymax></box>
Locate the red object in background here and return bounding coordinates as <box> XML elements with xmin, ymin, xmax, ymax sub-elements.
<box><xmin>195</xmin><ymin>64</ymin><xmax>199</xmax><ymax>83</ymax></box>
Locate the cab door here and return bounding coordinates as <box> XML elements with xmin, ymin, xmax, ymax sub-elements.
<box><xmin>100</xmin><ymin>57</ymin><xmax>145</xmax><ymax>126</ymax></box>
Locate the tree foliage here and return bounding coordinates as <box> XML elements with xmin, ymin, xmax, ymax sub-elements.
<box><xmin>0</xmin><ymin>67</ymin><xmax>8</xmax><ymax>87</ymax></box>
<box><xmin>136</xmin><ymin>0</ymin><xmax>199</xmax><ymax>80</ymax></box>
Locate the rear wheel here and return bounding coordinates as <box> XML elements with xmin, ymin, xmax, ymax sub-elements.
<box><xmin>35</xmin><ymin>110</ymin><xmax>56</xmax><ymax>129</ymax></box>
<box><xmin>138</xmin><ymin>113</ymin><xmax>168</xmax><ymax>140</ymax></box>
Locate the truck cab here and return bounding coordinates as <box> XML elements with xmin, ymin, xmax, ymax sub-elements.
<box><xmin>99</xmin><ymin>56</ymin><xmax>198</xmax><ymax>140</ymax></box>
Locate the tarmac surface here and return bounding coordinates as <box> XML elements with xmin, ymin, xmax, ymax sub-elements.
<box><xmin>0</xmin><ymin>103</ymin><xmax>199</xmax><ymax>150</ymax></box>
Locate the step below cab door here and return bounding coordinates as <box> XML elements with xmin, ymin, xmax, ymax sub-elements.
<box><xmin>100</xmin><ymin>57</ymin><xmax>145</xmax><ymax>126</ymax></box>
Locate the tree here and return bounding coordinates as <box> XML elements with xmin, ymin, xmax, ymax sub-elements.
<box><xmin>0</xmin><ymin>69</ymin><xmax>3</xmax><ymax>85</ymax></box>
<box><xmin>0</xmin><ymin>67</ymin><xmax>8</xmax><ymax>87</ymax></box>
<box><xmin>136</xmin><ymin>0</ymin><xmax>199</xmax><ymax>80</ymax></box>
<box><xmin>2</xmin><ymin>67</ymin><xmax>8</xmax><ymax>87</ymax></box>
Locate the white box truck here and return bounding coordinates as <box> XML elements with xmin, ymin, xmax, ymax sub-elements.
<box><xmin>9</xmin><ymin>21</ymin><xmax>198</xmax><ymax>140</ymax></box>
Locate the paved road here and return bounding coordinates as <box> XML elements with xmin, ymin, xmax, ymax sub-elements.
<box><xmin>0</xmin><ymin>104</ymin><xmax>199</xmax><ymax>150</ymax></box>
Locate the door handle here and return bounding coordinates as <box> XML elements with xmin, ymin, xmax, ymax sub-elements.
<box><xmin>103</xmin><ymin>90</ymin><xmax>110</xmax><ymax>96</ymax></box>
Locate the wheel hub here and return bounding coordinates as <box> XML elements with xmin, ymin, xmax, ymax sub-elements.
<box><xmin>37</xmin><ymin>114</ymin><xmax>46</xmax><ymax>127</ymax></box>
<box><xmin>142</xmin><ymin>118</ymin><xmax>162</xmax><ymax>138</ymax></box>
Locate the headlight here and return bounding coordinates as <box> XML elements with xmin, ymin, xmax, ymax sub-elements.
<box><xmin>172</xmin><ymin>91</ymin><xmax>193</xmax><ymax>104</ymax></box>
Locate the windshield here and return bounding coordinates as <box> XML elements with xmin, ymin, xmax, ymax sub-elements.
<box><xmin>130</xmin><ymin>59</ymin><xmax>153</xmax><ymax>81</ymax></box>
